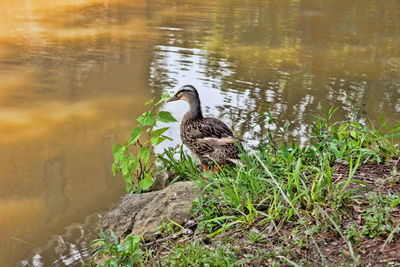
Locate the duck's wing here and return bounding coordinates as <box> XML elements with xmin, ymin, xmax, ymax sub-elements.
<box><xmin>197</xmin><ymin>137</ymin><xmax>237</xmax><ymax>146</ymax></box>
<box><xmin>191</xmin><ymin>117</ymin><xmax>235</xmax><ymax>139</ymax></box>
<box><xmin>182</xmin><ymin>117</ymin><xmax>234</xmax><ymax>156</ymax></box>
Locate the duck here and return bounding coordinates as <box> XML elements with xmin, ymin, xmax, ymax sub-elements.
<box><xmin>167</xmin><ymin>85</ymin><xmax>241</xmax><ymax>170</ymax></box>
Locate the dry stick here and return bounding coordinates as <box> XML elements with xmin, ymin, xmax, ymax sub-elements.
<box><xmin>381</xmin><ymin>222</ymin><xmax>400</xmax><ymax>251</ymax></box>
<box><xmin>277</xmin><ymin>255</ymin><xmax>301</xmax><ymax>267</ymax></box>
<box><xmin>395</xmin><ymin>156</ymin><xmax>400</xmax><ymax>167</ymax></box>
<box><xmin>332</xmin><ymin>173</ymin><xmax>343</xmax><ymax>184</ymax></box>
<box><xmin>143</xmin><ymin>232</ymin><xmax>182</xmax><ymax>248</ymax></box>
<box><xmin>254</xmin><ymin>154</ymin><xmax>327</xmax><ymax>265</ymax></box>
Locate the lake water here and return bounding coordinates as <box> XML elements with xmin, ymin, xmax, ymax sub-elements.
<box><xmin>1</xmin><ymin>0</ymin><xmax>399</xmax><ymax>265</ymax></box>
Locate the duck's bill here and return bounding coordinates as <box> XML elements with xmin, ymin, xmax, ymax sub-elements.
<box><xmin>167</xmin><ymin>95</ymin><xmax>181</xmax><ymax>102</ymax></box>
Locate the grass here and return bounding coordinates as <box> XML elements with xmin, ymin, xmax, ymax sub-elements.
<box><xmin>161</xmin><ymin>240</ymin><xmax>237</xmax><ymax>266</ymax></box>
<box><xmin>90</xmin><ymin>108</ymin><xmax>400</xmax><ymax>266</ymax></box>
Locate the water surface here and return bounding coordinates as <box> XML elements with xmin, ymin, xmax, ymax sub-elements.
<box><xmin>0</xmin><ymin>0</ymin><xmax>399</xmax><ymax>265</ymax></box>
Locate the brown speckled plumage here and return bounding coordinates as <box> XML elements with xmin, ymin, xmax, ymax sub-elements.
<box><xmin>168</xmin><ymin>85</ymin><xmax>241</xmax><ymax>167</ymax></box>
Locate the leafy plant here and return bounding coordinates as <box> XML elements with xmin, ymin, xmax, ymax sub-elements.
<box><xmin>309</xmin><ymin>107</ymin><xmax>400</xmax><ymax>164</ymax></box>
<box><xmin>90</xmin><ymin>230</ymin><xmax>143</xmax><ymax>267</ymax></box>
<box><xmin>345</xmin><ymin>222</ymin><xmax>362</xmax><ymax>244</ymax></box>
<box><xmin>112</xmin><ymin>93</ymin><xmax>177</xmax><ymax>193</ymax></box>
<box><xmin>161</xmin><ymin>240</ymin><xmax>237</xmax><ymax>266</ymax></box>
<box><xmin>362</xmin><ymin>192</ymin><xmax>395</xmax><ymax>238</ymax></box>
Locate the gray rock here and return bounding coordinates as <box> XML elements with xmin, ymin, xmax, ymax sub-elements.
<box><xmin>184</xmin><ymin>219</ymin><xmax>197</xmax><ymax>229</ymax></box>
<box><xmin>251</xmin><ymin>227</ymin><xmax>261</xmax><ymax>235</ymax></box>
<box><xmin>148</xmin><ymin>170</ymin><xmax>175</xmax><ymax>191</ymax></box>
<box><xmin>182</xmin><ymin>229</ymin><xmax>193</xmax><ymax>236</ymax></box>
<box><xmin>101</xmin><ymin>181</ymin><xmax>200</xmax><ymax>241</ymax></box>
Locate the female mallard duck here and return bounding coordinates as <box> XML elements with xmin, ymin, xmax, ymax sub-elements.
<box><xmin>167</xmin><ymin>85</ymin><xmax>241</xmax><ymax>170</ymax></box>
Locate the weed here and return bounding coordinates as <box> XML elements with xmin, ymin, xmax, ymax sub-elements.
<box><xmin>310</xmin><ymin>107</ymin><xmax>400</xmax><ymax>164</ymax></box>
<box><xmin>89</xmin><ymin>230</ymin><xmax>143</xmax><ymax>266</ymax></box>
<box><xmin>161</xmin><ymin>240</ymin><xmax>237</xmax><ymax>266</ymax></box>
<box><xmin>112</xmin><ymin>93</ymin><xmax>177</xmax><ymax>193</ymax></box>
<box><xmin>386</xmin><ymin>166</ymin><xmax>400</xmax><ymax>187</ymax></box>
<box><xmin>155</xmin><ymin>219</ymin><xmax>178</xmax><ymax>239</ymax></box>
<box><xmin>247</xmin><ymin>227</ymin><xmax>267</xmax><ymax>243</ymax></box>
<box><xmin>345</xmin><ymin>222</ymin><xmax>362</xmax><ymax>244</ymax></box>
<box><xmin>361</xmin><ymin>192</ymin><xmax>395</xmax><ymax>238</ymax></box>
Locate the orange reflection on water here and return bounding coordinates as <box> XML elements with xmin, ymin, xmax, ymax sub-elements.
<box><xmin>0</xmin><ymin>0</ymin><xmax>156</xmax><ymax>264</ymax></box>
<box><xmin>0</xmin><ymin>0</ymin><xmax>151</xmax><ymax>39</ymax></box>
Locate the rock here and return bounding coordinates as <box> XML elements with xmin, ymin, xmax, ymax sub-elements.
<box><xmin>182</xmin><ymin>229</ymin><xmax>193</xmax><ymax>236</ymax></box>
<box><xmin>184</xmin><ymin>219</ymin><xmax>197</xmax><ymax>229</ymax></box>
<box><xmin>148</xmin><ymin>170</ymin><xmax>175</xmax><ymax>191</ymax></box>
<box><xmin>251</xmin><ymin>227</ymin><xmax>260</xmax><ymax>235</ymax></box>
<box><xmin>101</xmin><ymin>181</ymin><xmax>200</xmax><ymax>242</ymax></box>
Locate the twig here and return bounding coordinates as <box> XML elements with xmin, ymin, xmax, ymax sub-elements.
<box><xmin>333</xmin><ymin>174</ymin><xmax>343</xmax><ymax>184</ymax></box>
<box><xmin>143</xmin><ymin>233</ymin><xmax>182</xmax><ymax>248</ymax></box>
<box><xmin>277</xmin><ymin>255</ymin><xmax>301</xmax><ymax>267</ymax></box>
<box><xmin>381</xmin><ymin>222</ymin><xmax>400</xmax><ymax>251</ymax></box>
<box><xmin>395</xmin><ymin>157</ymin><xmax>400</xmax><ymax>167</ymax></box>
<box><xmin>143</xmin><ymin>236</ymin><xmax>170</xmax><ymax>248</ymax></box>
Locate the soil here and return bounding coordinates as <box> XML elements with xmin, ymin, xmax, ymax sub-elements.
<box><xmin>146</xmin><ymin>161</ymin><xmax>400</xmax><ymax>266</ymax></box>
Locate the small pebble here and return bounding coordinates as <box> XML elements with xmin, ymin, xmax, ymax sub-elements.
<box><xmin>184</xmin><ymin>220</ymin><xmax>197</xmax><ymax>229</ymax></box>
<box><xmin>182</xmin><ymin>229</ymin><xmax>193</xmax><ymax>236</ymax></box>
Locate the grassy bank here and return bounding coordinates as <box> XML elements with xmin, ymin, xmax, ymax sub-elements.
<box><xmin>90</xmin><ymin>107</ymin><xmax>400</xmax><ymax>266</ymax></box>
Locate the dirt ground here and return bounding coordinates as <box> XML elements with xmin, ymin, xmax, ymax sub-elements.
<box><xmin>147</xmin><ymin>160</ymin><xmax>400</xmax><ymax>266</ymax></box>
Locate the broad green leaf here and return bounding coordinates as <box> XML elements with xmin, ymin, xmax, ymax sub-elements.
<box><xmin>138</xmin><ymin>146</ymin><xmax>150</xmax><ymax>162</ymax></box>
<box><xmin>338</xmin><ymin>123</ymin><xmax>348</xmax><ymax>132</ymax></box>
<box><xmin>132</xmin><ymin>158</ymin><xmax>140</xmax><ymax>171</ymax></box>
<box><xmin>157</xmin><ymin>111</ymin><xmax>177</xmax><ymax>123</ymax></box>
<box><xmin>151</xmin><ymin>136</ymin><xmax>167</xmax><ymax>145</ymax></box>
<box><xmin>151</xmin><ymin>130</ymin><xmax>173</xmax><ymax>145</ymax></box>
<box><xmin>137</xmin><ymin>111</ymin><xmax>156</xmax><ymax>126</ymax></box>
<box><xmin>151</xmin><ymin>127</ymin><xmax>169</xmax><ymax>137</ymax></box>
<box><xmin>150</xmin><ymin>136</ymin><xmax>159</xmax><ymax>145</ymax></box>
<box><xmin>120</xmin><ymin>154</ymin><xmax>133</xmax><ymax>176</ymax></box>
<box><xmin>350</xmin><ymin>122</ymin><xmax>362</xmax><ymax>129</ymax></box>
<box><xmin>112</xmin><ymin>162</ymin><xmax>118</xmax><ymax>175</ymax></box>
<box><xmin>139</xmin><ymin>174</ymin><xmax>154</xmax><ymax>190</ymax></box>
<box><xmin>129</xmin><ymin>125</ymin><xmax>142</xmax><ymax>144</ymax></box>
<box><xmin>112</xmin><ymin>144</ymin><xmax>125</xmax><ymax>162</ymax></box>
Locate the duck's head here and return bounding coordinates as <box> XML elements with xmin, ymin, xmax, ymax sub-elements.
<box><xmin>167</xmin><ymin>85</ymin><xmax>200</xmax><ymax>104</ymax></box>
